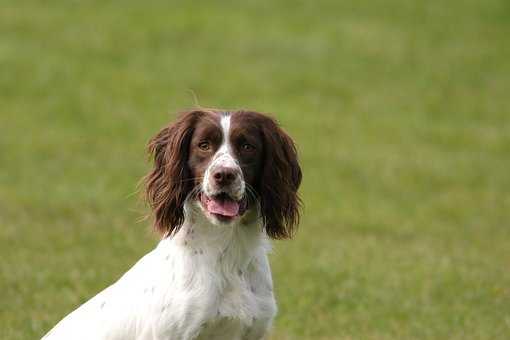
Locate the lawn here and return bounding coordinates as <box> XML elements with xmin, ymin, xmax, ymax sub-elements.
<box><xmin>1</xmin><ymin>1</ymin><xmax>509</xmax><ymax>339</ymax></box>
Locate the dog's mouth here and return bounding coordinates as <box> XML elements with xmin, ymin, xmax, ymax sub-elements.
<box><xmin>199</xmin><ymin>192</ymin><xmax>248</xmax><ymax>222</ymax></box>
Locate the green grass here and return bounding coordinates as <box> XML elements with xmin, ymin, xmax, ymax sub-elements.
<box><xmin>1</xmin><ymin>0</ymin><xmax>509</xmax><ymax>339</ymax></box>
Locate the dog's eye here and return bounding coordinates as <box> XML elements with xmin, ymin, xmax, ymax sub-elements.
<box><xmin>241</xmin><ymin>143</ymin><xmax>255</xmax><ymax>151</ymax></box>
<box><xmin>198</xmin><ymin>141</ymin><xmax>210</xmax><ymax>151</ymax></box>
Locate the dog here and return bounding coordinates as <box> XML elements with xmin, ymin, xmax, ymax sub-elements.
<box><xmin>43</xmin><ymin>109</ymin><xmax>302</xmax><ymax>340</ymax></box>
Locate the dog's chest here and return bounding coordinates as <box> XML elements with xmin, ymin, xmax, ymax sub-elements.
<box><xmin>185</xmin><ymin>273</ymin><xmax>265</xmax><ymax>340</ymax></box>
<box><xmin>195</xmin><ymin>317</ymin><xmax>245</xmax><ymax>340</ymax></box>
<box><xmin>151</xmin><ymin>237</ymin><xmax>274</xmax><ymax>339</ymax></box>
<box><xmin>173</xmin><ymin>265</ymin><xmax>259</xmax><ymax>335</ymax></box>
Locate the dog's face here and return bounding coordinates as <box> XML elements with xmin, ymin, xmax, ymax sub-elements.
<box><xmin>189</xmin><ymin>112</ymin><xmax>263</xmax><ymax>224</ymax></box>
<box><xmin>145</xmin><ymin>109</ymin><xmax>301</xmax><ymax>239</ymax></box>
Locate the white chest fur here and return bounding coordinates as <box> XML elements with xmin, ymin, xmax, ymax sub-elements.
<box><xmin>43</xmin><ymin>218</ymin><xmax>277</xmax><ymax>340</ymax></box>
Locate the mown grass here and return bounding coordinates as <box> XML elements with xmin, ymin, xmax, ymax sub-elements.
<box><xmin>1</xmin><ymin>1</ymin><xmax>509</xmax><ymax>339</ymax></box>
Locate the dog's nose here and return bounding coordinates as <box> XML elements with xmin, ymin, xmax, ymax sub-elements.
<box><xmin>212</xmin><ymin>167</ymin><xmax>238</xmax><ymax>186</ymax></box>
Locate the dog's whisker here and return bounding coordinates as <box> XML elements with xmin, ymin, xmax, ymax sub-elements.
<box><xmin>243</xmin><ymin>183</ymin><xmax>260</xmax><ymax>205</ymax></box>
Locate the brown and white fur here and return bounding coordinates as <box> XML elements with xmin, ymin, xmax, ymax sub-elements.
<box><xmin>43</xmin><ymin>109</ymin><xmax>302</xmax><ymax>340</ymax></box>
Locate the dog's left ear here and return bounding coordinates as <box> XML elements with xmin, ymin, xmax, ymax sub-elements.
<box><xmin>258</xmin><ymin>114</ymin><xmax>302</xmax><ymax>239</ymax></box>
<box><xmin>144</xmin><ymin>111</ymin><xmax>203</xmax><ymax>236</ymax></box>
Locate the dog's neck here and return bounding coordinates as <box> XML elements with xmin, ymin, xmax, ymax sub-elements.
<box><xmin>162</xmin><ymin>203</ymin><xmax>268</xmax><ymax>274</ymax></box>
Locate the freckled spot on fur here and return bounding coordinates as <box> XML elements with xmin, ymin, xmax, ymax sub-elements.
<box><xmin>194</xmin><ymin>250</ymin><xmax>198</xmax><ymax>255</ymax></box>
<box><xmin>100</xmin><ymin>301</ymin><xmax>106</xmax><ymax>309</ymax></box>
<box><xmin>184</xmin><ymin>241</ymin><xmax>188</xmax><ymax>246</ymax></box>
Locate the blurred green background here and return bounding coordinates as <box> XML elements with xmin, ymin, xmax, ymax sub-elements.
<box><xmin>1</xmin><ymin>1</ymin><xmax>509</xmax><ymax>339</ymax></box>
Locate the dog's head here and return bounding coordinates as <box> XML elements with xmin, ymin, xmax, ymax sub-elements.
<box><xmin>145</xmin><ymin>109</ymin><xmax>301</xmax><ymax>239</ymax></box>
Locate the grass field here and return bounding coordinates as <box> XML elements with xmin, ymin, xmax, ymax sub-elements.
<box><xmin>1</xmin><ymin>1</ymin><xmax>509</xmax><ymax>339</ymax></box>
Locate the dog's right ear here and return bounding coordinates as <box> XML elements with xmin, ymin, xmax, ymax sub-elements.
<box><xmin>257</xmin><ymin>113</ymin><xmax>302</xmax><ymax>239</ymax></box>
<box><xmin>144</xmin><ymin>111</ymin><xmax>204</xmax><ymax>236</ymax></box>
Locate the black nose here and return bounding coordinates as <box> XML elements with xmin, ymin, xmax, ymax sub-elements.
<box><xmin>212</xmin><ymin>167</ymin><xmax>238</xmax><ymax>186</ymax></box>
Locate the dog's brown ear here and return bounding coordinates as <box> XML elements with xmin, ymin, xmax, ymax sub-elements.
<box><xmin>258</xmin><ymin>114</ymin><xmax>302</xmax><ymax>239</ymax></box>
<box><xmin>144</xmin><ymin>111</ymin><xmax>203</xmax><ymax>236</ymax></box>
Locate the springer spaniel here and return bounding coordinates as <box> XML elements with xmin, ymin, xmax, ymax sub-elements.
<box><xmin>43</xmin><ymin>109</ymin><xmax>302</xmax><ymax>340</ymax></box>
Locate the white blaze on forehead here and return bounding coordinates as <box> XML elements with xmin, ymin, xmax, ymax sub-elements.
<box><xmin>215</xmin><ymin>112</ymin><xmax>233</xmax><ymax>157</ymax></box>
<box><xmin>220</xmin><ymin>112</ymin><xmax>231</xmax><ymax>149</ymax></box>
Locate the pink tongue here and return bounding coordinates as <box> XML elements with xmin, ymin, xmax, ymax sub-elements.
<box><xmin>206</xmin><ymin>198</ymin><xmax>240</xmax><ymax>217</ymax></box>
